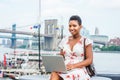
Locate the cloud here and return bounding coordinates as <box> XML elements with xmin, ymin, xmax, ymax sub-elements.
<box><xmin>0</xmin><ymin>0</ymin><xmax>120</xmax><ymax>38</ymax></box>
<box><xmin>42</xmin><ymin>7</ymin><xmax>80</xmax><ymax>17</ymax></box>
<box><xmin>41</xmin><ymin>0</ymin><xmax>89</xmax><ymax>18</ymax></box>
<box><xmin>89</xmin><ymin>0</ymin><xmax>120</xmax><ymax>9</ymax></box>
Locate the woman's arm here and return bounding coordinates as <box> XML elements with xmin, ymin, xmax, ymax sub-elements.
<box><xmin>59</xmin><ymin>49</ymin><xmax>65</xmax><ymax>59</ymax></box>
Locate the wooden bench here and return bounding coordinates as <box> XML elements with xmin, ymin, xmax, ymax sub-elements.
<box><xmin>19</xmin><ymin>75</ymin><xmax>112</xmax><ymax>80</ymax></box>
<box><xmin>91</xmin><ymin>76</ymin><xmax>112</xmax><ymax>80</ymax></box>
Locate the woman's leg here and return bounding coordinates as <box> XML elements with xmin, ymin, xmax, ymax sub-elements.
<box><xmin>50</xmin><ymin>71</ymin><xmax>64</xmax><ymax>80</ymax></box>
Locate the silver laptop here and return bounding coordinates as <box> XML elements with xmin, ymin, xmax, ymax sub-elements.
<box><xmin>41</xmin><ymin>55</ymin><xmax>67</xmax><ymax>73</ymax></box>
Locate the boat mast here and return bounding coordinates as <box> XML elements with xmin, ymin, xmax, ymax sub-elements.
<box><xmin>38</xmin><ymin>0</ymin><xmax>41</xmax><ymax>72</ymax></box>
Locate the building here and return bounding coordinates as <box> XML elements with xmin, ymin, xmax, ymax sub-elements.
<box><xmin>108</xmin><ymin>37</ymin><xmax>120</xmax><ymax>46</ymax></box>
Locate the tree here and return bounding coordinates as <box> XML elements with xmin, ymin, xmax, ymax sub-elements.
<box><xmin>101</xmin><ymin>45</ymin><xmax>120</xmax><ymax>51</ymax></box>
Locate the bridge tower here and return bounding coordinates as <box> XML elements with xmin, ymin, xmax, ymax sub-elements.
<box><xmin>44</xmin><ymin>19</ymin><xmax>58</xmax><ymax>50</ymax></box>
<box><xmin>11</xmin><ymin>24</ymin><xmax>16</xmax><ymax>48</ymax></box>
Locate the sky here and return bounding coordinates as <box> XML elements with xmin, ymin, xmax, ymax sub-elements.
<box><xmin>0</xmin><ymin>0</ymin><xmax>120</xmax><ymax>39</ymax></box>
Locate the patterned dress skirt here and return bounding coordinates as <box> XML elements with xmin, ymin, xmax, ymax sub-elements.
<box><xmin>59</xmin><ymin>67</ymin><xmax>90</xmax><ymax>80</ymax></box>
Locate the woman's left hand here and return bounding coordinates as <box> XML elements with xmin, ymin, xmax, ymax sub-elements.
<box><xmin>66</xmin><ymin>64</ymin><xmax>75</xmax><ymax>70</ymax></box>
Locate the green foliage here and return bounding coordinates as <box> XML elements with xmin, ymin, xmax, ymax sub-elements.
<box><xmin>18</xmin><ymin>45</ymin><xmax>27</xmax><ymax>49</ymax></box>
<box><xmin>101</xmin><ymin>46</ymin><xmax>120</xmax><ymax>51</ymax></box>
<box><xmin>93</xmin><ymin>46</ymin><xmax>100</xmax><ymax>49</ymax></box>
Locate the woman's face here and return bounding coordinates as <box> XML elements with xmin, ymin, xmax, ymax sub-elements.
<box><xmin>69</xmin><ymin>20</ymin><xmax>82</xmax><ymax>36</ymax></box>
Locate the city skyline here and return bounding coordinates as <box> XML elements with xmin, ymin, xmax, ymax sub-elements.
<box><xmin>0</xmin><ymin>0</ymin><xmax>120</xmax><ymax>38</ymax></box>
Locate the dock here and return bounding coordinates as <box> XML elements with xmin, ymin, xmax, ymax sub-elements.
<box><xmin>1</xmin><ymin>69</ymin><xmax>40</xmax><ymax>75</ymax></box>
<box><xmin>1</xmin><ymin>69</ymin><xmax>40</xmax><ymax>79</ymax></box>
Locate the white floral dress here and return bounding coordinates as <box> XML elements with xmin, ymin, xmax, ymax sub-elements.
<box><xmin>58</xmin><ymin>36</ymin><xmax>93</xmax><ymax>80</ymax></box>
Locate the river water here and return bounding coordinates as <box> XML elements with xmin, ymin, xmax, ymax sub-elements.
<box><xmin>93</xmin><ymin>51</ymin><xmax>120</xmax><ymax>74</ymax></box>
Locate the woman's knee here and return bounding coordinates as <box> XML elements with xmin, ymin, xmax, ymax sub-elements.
<box><xmin>51</xmin><ymin>71</ymin><xmax>57</xmax><ymax>75</ymax></box>
<box><xmin>50</xmin><ymin>71</ymin><xmax>64</xmax><ymax>80</ymax></box>
<box><xmin>50</xmin><ymin>71</ymin><xmax>59</xmax><ymax>80</ymax></box>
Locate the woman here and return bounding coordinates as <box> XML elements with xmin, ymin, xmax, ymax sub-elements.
<box><xmin>50</xmin><ymin>15</ymin><xmax>93</xmax><ymax>80</ymax></box>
